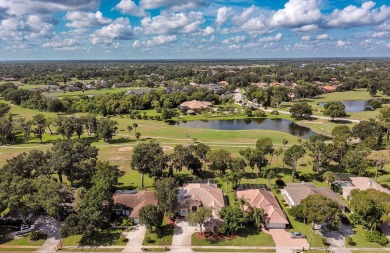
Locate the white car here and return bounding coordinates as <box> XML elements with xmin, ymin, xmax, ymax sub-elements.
<box><xmin>14</xmin><ymin>225</ymin><xmax>35</xmax><ymax>236</ymax></box>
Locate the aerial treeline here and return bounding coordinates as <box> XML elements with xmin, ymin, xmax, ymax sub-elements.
<box><xmin>0</xmin><ymin>84</ymin><xmax>222</xmax><ymax>115</ymax></box>
<box><xmin>0</xmin><ymin>112</ymin><xmax>119</xmax><ymax>145</ymax></box>
<box><xmin>0</xmin><ymin>60</ymin><xmax>389</xmax><ymax>89</ymax></box>
<box><xmin>0</xmin><ymin>139</ymin><xmax>120</xmax><ymax>234</ymax></box>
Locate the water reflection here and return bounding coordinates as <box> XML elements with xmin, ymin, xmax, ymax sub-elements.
<box><xmin>178</xmin><ymin>118</ymin><xmax>315</xmax><ymax>139</ymax></box>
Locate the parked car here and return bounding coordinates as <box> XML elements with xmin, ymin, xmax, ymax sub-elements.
<box><xmin>14</xmin><ymin>225</ymin><xmax>35</xmax><ymax>236</ymax></box>
<box><xmin>290</xmin><ymin>232</ymin><xmax>306</xmax><ymax>238</ymax></box>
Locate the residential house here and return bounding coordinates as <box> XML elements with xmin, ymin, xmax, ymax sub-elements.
<box><xmin>341</xmin><ymin>177</ymin><xmax>390</xmax><ymax>199</ymax></box>
<box><xmin>320</xmin><ymin>85</ymin><xmax>338</xmax><ymax>93</ymax></box>
<box><xmin>177</xmin><ymin>182</ymin><xmax>225</xmax><ymax>233</ymax></box>
<box><xmin>125</xmin><ymin>88</ymin><xmax>151</xmax><ymax>96</ymax></box>
<box><xmin>236</xmin><ymin>189</ymin><xmax>289</xmax><ymax>229</ymax></box>
<box><xmin>179</xmin><ymin>100</ymin><xmax>212</xmax><ymax>111</ymax></box>
<box><xmin>281</xmin><ymin>183</ymin><xmax>347</xmax><ymax>212</ymax></box>
<box><xmin>113</xmin><ymin>190</ymin><xmax>158</xmax><ymax>224</ymax></box>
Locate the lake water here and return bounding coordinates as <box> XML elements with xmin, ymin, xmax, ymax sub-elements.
<box><xmin>318</xmin><ymin>100</ymin><xmax>376</xmax><ymax>113</ymax></box>
<box><xmin>177</xmin><ymin>118</ymin><xmax>315</xmax><ymax>139</ymax></box>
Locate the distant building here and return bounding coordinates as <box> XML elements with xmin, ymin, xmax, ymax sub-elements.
<box><xmin>125</xmin><ymin>88</ymin><xmax>151</xmax><ymax>96</ymax></box>
<box><xmin>113</xmin><ymin>190</ymin><xmax>158</xmax><ymax>224</ymax></box>
<box><xmin>179</xmin><ymin>100</ymin><xmax>212</xmax><ymax>111</ymax></box>
<box><xmin>320</xmin><ymin>85</ymin><xmax>337</xmax><ymax>93</ymax></box>
<box><xmin>236</xmin><ymin>189</ymin><xmax>289</xmax><ymax>229</ymax></box>
<box><xmin>281</xmin><ymin>183</ymin><xmax>347</xmax><ymax>212</ymax></box>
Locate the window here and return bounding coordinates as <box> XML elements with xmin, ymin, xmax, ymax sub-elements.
<box><xmin>191</xmin><ymin>206</ymin><xmax>197</xmax><ymax>212</ymax></box>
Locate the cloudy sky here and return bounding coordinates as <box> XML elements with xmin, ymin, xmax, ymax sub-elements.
<box><xmin>0</xmin><ymin>0</ymin><xmax>389</xmax><ymax>60</ymax></box>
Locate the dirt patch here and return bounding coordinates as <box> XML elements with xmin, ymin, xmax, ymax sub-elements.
<box><xmin>162</xmin><ymin>146</ymin><xmax>173</xmax><ymax>151</ymax></box>
<box><xmin>116</xmin><ymin>146</ymin><xmax>133</xmax><ymax>152</ymax></box>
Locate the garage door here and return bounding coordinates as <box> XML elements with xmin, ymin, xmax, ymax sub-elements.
<box><xmin>266</xmin><ymin>223</ymin><xmax>286</xmax><ymax>229</ymax></box>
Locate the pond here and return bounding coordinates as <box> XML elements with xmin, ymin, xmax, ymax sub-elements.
<box><xmin>177</xmin><ymin>118</ymin><xmax>316</xmax><ymax>139</ymax></box>
<box><xmin>318</xmin><ymin>100</ymin><xmax>387</xmax><ymax>113</ymax></box>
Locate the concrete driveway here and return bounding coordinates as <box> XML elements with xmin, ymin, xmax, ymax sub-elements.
<box><xmin>319</xmin><ymin>224</ymin><xmax>354</xmax><ymax>253</ymax></box>
<box><xmin>35</xmin><ymin>216</ymin><xmax>61</xmax><ymax>253</ymax></box>
<box><xmin>170</xmin><ymin>219</ymin><xmax>196</xmax><ymax>253</ymax></box>
<box><xmin>267</xmin><ymin>229</ymin><xmax>309</xmax><ymax>249</ymax></box>
<box><xmin>122</xmin><ymin>225</ymin><xmax>146</xmax><ymax>253</ymax></box>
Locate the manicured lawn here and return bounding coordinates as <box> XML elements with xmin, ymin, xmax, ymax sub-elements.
<box><xmin>346</xmin><ymin>225</ymin><xmax>387</xmax><ymax>248</ymax></box>
<box><xmin>61</xmin><ymin>229</ymin><xmax>126</xmax><ymax>247</ymax></box>
<box><xmin>143</xmin><ymin>219</ymin><xmax>174</xmax><ymax>246</ymax></box>
<box><xmin>192</xmin><ymin>249</ymin><xmax>275</xmax><ymax>252</ymax></box>
<box><xmin>191</xmin><ymin>227</ymin><xmax>275</xmax><ymax>247</ymax></box>
<box><xmin>141</xmin><ymin>247</ymin><xmax>169</xmax><ymax>252</ymax></box>
<box><xmin>0</xmin><ymin>228</ymin><xmax>45</xmax><ymax>247</ymax></box>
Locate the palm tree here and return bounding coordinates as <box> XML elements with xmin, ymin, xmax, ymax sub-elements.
<box><xmin>274</xmin><ymin>148</ymin><xmax>283</xmax><ymax>171</ymax></box>
<box><xmin>133</xmin><ymin>123</ymin><xmax>138</xmax><ymax>134</ymax></box>
<box><xmin>282</xmin><ymin>138</ymin><xmax>288</xmax><ymax>173</ymax></box>
<box><xmin>127</xmin><ymin>125</ymin><xmax>133</xmax><ymax>137</ymax></box>
<box><xmin>229</xmin><ymin>170</ymin><xmax>244</xmax><ymax>189</ymax></box>
<box><xmin>220</xmin><ymin>172</ymin><xmax>230</xmax><ymax>193</ymax></box>
<box><xmin>238</xmin><ymin>196</ymin><xmax>251</xmax><ymax>210</ymax></box>
<box><xmin>251</xmin><ymin>207</ymin><xmax>265</xmax><ymax>228</ymax></box>
<box><xmin>323</xmin><ymin>171</ymin><xmax>335</xmax><ymax>185</ymax></box>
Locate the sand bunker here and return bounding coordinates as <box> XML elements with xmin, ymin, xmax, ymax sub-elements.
<box><xmin>162</xmin><ymin>146</ymin><xmax>174</xmax><ymax>151</ymax></box>
<box><xmin>109</xmin><ymin>156</ymin><xmax>126</xmax><ymax>161</ymax></box>
<box><xmin>116</xmin><ymin>146</ymin><xmax>133</xmax><ymax>152</ymax></box>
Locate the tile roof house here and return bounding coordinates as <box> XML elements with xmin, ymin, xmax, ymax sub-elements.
<box><xmin>236</xmin><ymin>189</ymin><xmax>289</xmax><ymax>229</ymax></box>
<box><xmin>177</xmin><ymin>182</ymin><xmax>225</xmax><ymax>233</ymax></box>
<box><xmin>179</xmin><ymin>100</ymin><xmax>212</xmax><ymax>111</ymax></box>
<box><xmin>281</xmin><ymin>183</ymin><xmax>347</xmax><ymax>212</ymax></box>
<box><xmin>113</xmin><ymin>191</ymin><xmax>158</xmax><ymax>224</ymax></box>
<box><xmin>342</xmin><ymin>177</ymin><xmax>390</xmax><ymax>199</ymax></box>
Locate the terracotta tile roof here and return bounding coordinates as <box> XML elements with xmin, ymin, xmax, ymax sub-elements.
<box><xmin>178</xmin><ymin>183</ymin><xmax>225</xmax><ymax>217</ymax></box>
<box><xmin>237</xmin><ymin>189</ymin><xmax>288</xmax><ymax>225</ymax></box>
<box><xmin>113</xmin><ymin>191</ymin><xmax>158</xmax><ymax>219</ymax></box>
<box><xmin>179</xmin><ymin>100</ymin><xmax>212</xmax><ymax>110</ymax></box>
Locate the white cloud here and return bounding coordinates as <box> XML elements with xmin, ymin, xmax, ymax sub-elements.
<box><xmin>325</xmin><ymin>1</ymin><xmax>390</xmax><ymax>28</ymax></box>
<box><xmin>232</xmin><ymin>5</ymin><xmax>257</xmax><ymax>25</ymax></box>
<box><xmin>228</xmin><ymin>44</ymin><xmax>241</xmax><ymax>50</ymax></box>
<box><xmin>240</xmin><ymin>16</ymin><xmax>269</xmax><ymax>35</ymax></box>
<box><xmin>114</xmin><ymin>0</ymin><xmax>147</xmax><ymax>17</ymax></box>
<box><xmin>292</xmin><ymin>24</ymin><xmax>319</xmax><ymax>32</ymax></box>
<box><xmin>371</xmin><ymin>31</ymin><xmax>390</xmax><ymax>38</ymax></box>
<box><xmin>65</xmin><ymin>11</ymin><xmax>112</xmax><ymax>28</ymax></box>
<box><xmin>222</xmin><ymin>35</ymin><xmax>246</xmax><ymax>44</ymax></box>
<box><xmin>0</xmin><ymin>0</ymin><xmax>99</xmax><ymax>16</ymax></box>
<box><xmin>90</xmin><ymin>18</ymin><xmax>135</xmax><ymax>45</ymax></box>
<box><xmin>337</xmin><ymin>40</ymin><xmax>346</xmax><ymax>48</ymax></box>
<box><xmin>146</xmin><ymin>35</ymin><xmax>177</xmax><ymax>46</ymax></box>
<box><xmin>43</xmin><ymin>39</ymin><xmax>78</xmax><ymax>48</ymax></box>
<box><xmin>133</xmin><ymin>40</ymin><xmax>141</xmax><ymax>48</ymax></box>
<box><xmin>270</xmin><ymin>0</ymin><xmax>322</xmax><ymax>28</ymax></box>
<box><xmin>201</xmin><ymin>26</ymin><xmax>215</xmax><ymax>36</ymax></box>
<box><xmin>140</xmin><ymin>0</ymin><xmax>208</xmax><ymax>11</ymax></box>
<box><xmin>140</xmin><ymin>11</ymin><xmax>205</xmax><ymax>34</ymax></box>
<box><xmin>317</xmin><ymin>33</ymin><xmax>330</xmax><ymax>40</ymax></box>
<box><xmin>215</xmin><ymin>6</ymin><xmax>231</xmax><ymax>26</ymax></box>
<box><xmin>301</xmin><ymin>35</ymin><xmax>312</xmax><ymax>41</ymax></box>
<box><xmin>258</xmin><ymin>33</ymin><xmax>282</xmax><ymax>42</ymax></box>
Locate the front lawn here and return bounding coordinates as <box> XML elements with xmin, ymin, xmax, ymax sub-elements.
<box><xmin>346</xmin><ymin>225</ymin><xmax>387</xmax><ymax>248</ymax></box>
<box><xmin>143</xmin><ymin>220</ymin><xmax>174</xmax><ymax>246</ymax></box>
<box><xmin>191</xmin><ymin>227</ymin><xmax>275</xmax><ymax>246</ymax></box>
<box><xmin>61</xmin><ymin>229</ymin><xmax>126</xmax><ymax>247</ymax></box>
<box><xmin>192</xmin><ymin>249</ymin><xmax>275</xmax><ymax>252</ymax></box>
<box><xmin>0</xmin><ymin>248</ymin><xmax>39</xmax><ymax>252</ymax></box>
<box><xmin>0</xmin><ymin>228</ymin><xmax>45</xmax><ymax>247</ymax></box>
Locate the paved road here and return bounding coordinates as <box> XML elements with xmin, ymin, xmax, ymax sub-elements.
<box><xmin>122</xmin><ymin>225</ymin><xmax>146</xmax><ymax>253</ymax></box>
<box><xmin>35</xmin><ymin>216</ymin><xmax>61</xmax><ymax>253</ymax></box>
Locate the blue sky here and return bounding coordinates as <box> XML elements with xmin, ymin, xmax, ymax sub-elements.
<box><xmin>0</xmin><ymin>0</ymin><xmax>389</xmax><ymax>60</ymax></box>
